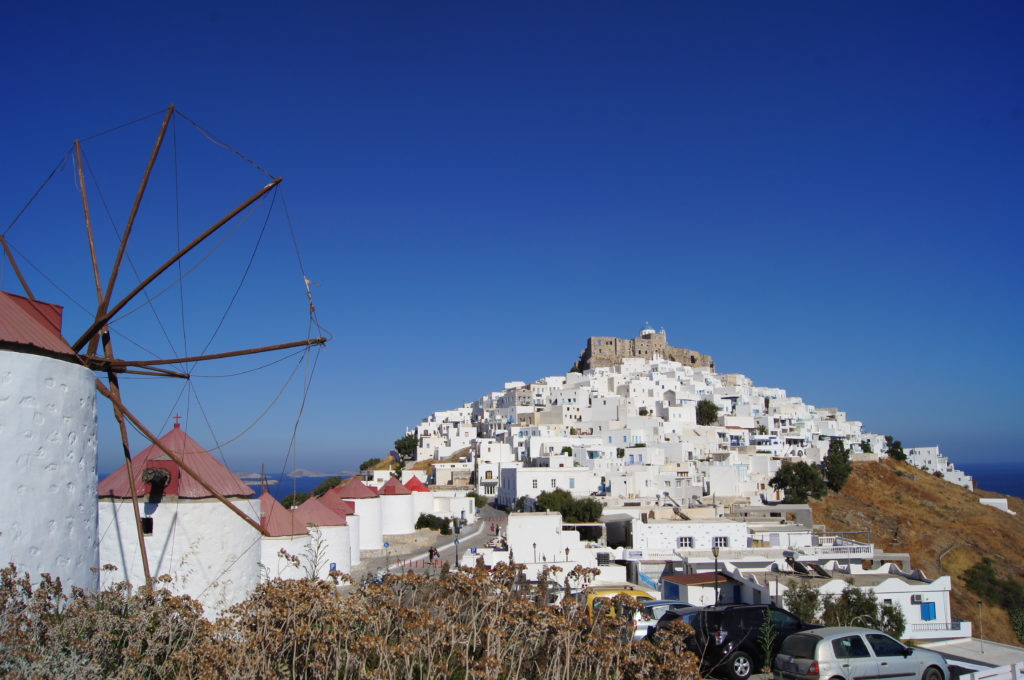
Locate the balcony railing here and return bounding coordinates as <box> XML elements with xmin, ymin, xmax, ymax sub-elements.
<box><xmin>795</xmin><ymin>536</ymin><xmax>874</xmax><ymax>557</ymax></box>
<box><xmin>911</xmin><ymin>622</ymin><xmax>962</xmax><ymax>632</ymax></box>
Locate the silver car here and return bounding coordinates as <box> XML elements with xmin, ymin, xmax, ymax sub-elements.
<box><xmin>773</xmin><ymin>627</ymin><xmax>948</xmax><ymax>680</ymax></box>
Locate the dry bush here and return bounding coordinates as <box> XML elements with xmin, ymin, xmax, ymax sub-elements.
<box><xmin>0</xmin><ymin>565</ymin><xmax>208</xmax><ymax>680</ymax></box>
<box><xmin>1</xmin><ymin>562</ymin><xmax>701</xmax><ymax>680</ymax></box>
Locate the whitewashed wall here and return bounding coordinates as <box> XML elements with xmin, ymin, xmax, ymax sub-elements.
<box><xmin>350</xmin><ymin>497</ymin><xmax>382</xmax><ymax>549</ymax></box>
<box><xmin>306</xmin><ymin>524</ymin><xmax>351</xmax><ymax>576</ymax></box>
<box><xmin>346</xmin><ymin>513</ymin><xmax>362</xmax><ymax>565</ymax></box>
<box><xmin>631</xmin><ymin>518</ymin><xmax>748</xmax><ymax>553</ymax></box>
<box><xmin>260</xmin><ymin>534</ymin><xmax>310</xmax><ymax>580</ymax></box>
<box><xmin>412</xmin><ymin>490</ymin><xmax>435</xmax><ymax>519</ymax></box>
<box><xmin>0</xmin><ymin>352</ymin><xmax>98</xmax><ymax>589</ymax></box>
<box><xmin>99</xmin><ymin>497</ymin><xmax>261</xmax><ymax>617</ymax></box>
<box><xmin>380</xmin><ymin>494</ymin><xmax>415</xmax><ymax>535</ymax></box>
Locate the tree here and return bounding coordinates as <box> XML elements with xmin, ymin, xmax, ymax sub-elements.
<box><xmin>822</xmin><ymin>439</ymin><xmax>852</xmax><ymax>492</ymax></box>
<box><xmin>395</xmin><ymin>432</ymin><xmax>418</xmax><ymax>460</ymax></box>
<box><xmin>884</xmin><ymin>436</ymin><xmax>906</xmax><ymax>461</ymax></box>
<box><xmin>281</xmin><ymin>491</ymin><xmax>309</xmax><ymax>508</ymax></box>
<box><xmin>783</xmin><ymin>580</ymin><xmax>821</xmax><ymax>623</ymax></box>
<box><xmin>358</xmin><ymin>457</ymin><xmax>382</xmax><ymax>471</ymax></box>
<box><xmin>535</xmin><ymin>489</ymin><xmax>603</xmax><ymax>522</ymax></box>
<box><xmin>571</xmin><ymin>497</ymin><xmax>605</xmax><ymax>523</ymax></box>
<box><xmin>755</xmin><ymin>424</ymin><xmax>768</xmax><ymax>435</ymax></box>
<box><xmin>820</xmin><ymin>586</ymin><xmax>905</xmax><ymax>638</ymax></box>
<box><xmin>859</xmin><ymin>440</ymin><xmax>872</xmax><ymax>454</ymax></box>
<box><xmin>696</xmin><ymin>399</ymin><xmax>720</xmax><ymax>426</ymax></box>
<box><xmin>312</xmin><ymin>476</ymin><xmax>342</xmax><ymax>496</ymax></box>
<box><xmin>768</xmin><ymin>462</ymin><xmax>827</xmax><ymax>503</ymax></box>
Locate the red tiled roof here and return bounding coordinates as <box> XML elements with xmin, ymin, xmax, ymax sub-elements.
<box><xmin>380</xmin><ymin>477</ymin><xmax>411</xmax><ymax>495</ymax></box>
<box><xmin>98</xmin><ymin>424</ymin><xmax>254</xmax><ymax>499</ymax></box>
<box><xmin>334</xmin><ymin>476</ymin><xmax>379</xmax><ymax>498</ymax></box>
<box><xmin>295</xmin><ymin>496</ymin><xmax>347</xmax><ymax>526</ymax></box>
<box><xmin>404</xmin><ymin>475</ymin><xmax>430</xmax><ymax>492</ymax></box>
<box><xmin>0</xmin><ymin>291</ymin><xmax>73</xmax><ymax>356</ymax></box>
<box><xmin>259</xmin><ymin>491</ymin><xmax>304</xmax><ymax>537</ymax></box>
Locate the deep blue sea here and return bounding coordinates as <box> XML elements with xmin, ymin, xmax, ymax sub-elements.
<box><xmin>246</xmin><ymin>473</ymin><xmax>338</xmax><ymax>501</ymax></box>
<box><xmin>958</xmin><ymin>462</ymin><xmax>1024</xmax><ymax>498</ymax></box>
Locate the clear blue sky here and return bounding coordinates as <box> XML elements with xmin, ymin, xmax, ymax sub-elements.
<box><xmin>1</xmin><ymin>2</ymin><xmax>1021</xmax><ymax>475</ymax></box>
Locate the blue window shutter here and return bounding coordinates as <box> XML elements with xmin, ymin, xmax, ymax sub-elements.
<box><xmin>921</xmin><ymin>602</ymin><xmax>936</xmax><ymax>621</ymax></box>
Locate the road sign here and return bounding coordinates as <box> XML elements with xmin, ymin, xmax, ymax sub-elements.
<box><xmin>383</xmin><ymin>541</ymin><xmax>390</xmax><ymax>548</ymax></box>
<box><xmin>454</xmin><ymin>539</ymin><xmax>460</xmax><ymax>545</ymax></box>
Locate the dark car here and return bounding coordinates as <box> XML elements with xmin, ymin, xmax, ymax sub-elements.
<box><xmin>648</xmin><ymin>603</ymin><xmax>820</xmax><ymax>680</ymax></box>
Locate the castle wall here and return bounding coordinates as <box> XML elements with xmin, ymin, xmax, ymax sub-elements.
<box><xmin>577</xmin><ymin>331</ymin><xmax>714</xmax><ymax>371</ymax></box>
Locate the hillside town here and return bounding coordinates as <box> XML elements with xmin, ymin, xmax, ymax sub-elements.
<box><xmin>408</xmin><ymin>328</ymin><xmax>984</xmax><ymax>645</ymax></box>
<box><xmin>3</xmin><ymin>287</ymin><xmax>1023</xmax><ymax>677</ymax></box>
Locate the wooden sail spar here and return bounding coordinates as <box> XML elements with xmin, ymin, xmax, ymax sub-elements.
<box><xmin>4</xmin><ymin>105</ymin><xmax>326</xmax><ymax>584</ymax></box>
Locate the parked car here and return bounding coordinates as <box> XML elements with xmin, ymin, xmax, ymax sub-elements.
<box><xmin>773</xmin><ymin>627</ymin><xmax>948</xmax><ymax>680</ymax></box>
<box><xmin>584</xmin><ymin>587</ymin><xmax>657</xmax><ymax>618</ymax></box>
<box><xmin>581</xmin><ymin>587</ymin><xmax>657</xmax><ymax>641</ymax></box>
<box><xmin>634</xmin><ymin>600</ymin><xmax>693</xmax><ymax>641</ymax></box>
<box><xmin>648</xmin><ymin>603</ymin><xmax>819</xmax><ymax>680</ymax></box>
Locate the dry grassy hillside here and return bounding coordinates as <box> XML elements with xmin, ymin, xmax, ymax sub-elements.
<box><xmin>809</xmin><ymin>458</ymin><xmax>1024</xmax><ymax>645</ymax></box>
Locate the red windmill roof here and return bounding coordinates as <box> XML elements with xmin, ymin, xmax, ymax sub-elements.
<box><xmin>295</xmin><ymin>496</ymin><xmax>347</xmax><ymax>527</ymax></box>
<box><xmin>98</xmin><ymin>423</ymin><xmax>254</xmax><ymax>499</ymax></box>
<box><xmin>259</xmin><ymin>491</ymin><xmax>304</xmax><ymax>537</ymax></box>
<box><xmin>380</xmin><ymin>477</ymin><xmax>411</xmax><ymax>495</ymax></box>
<box><xmin>334</xmin><ymin>476</ymin><xmax>379</xmax><ymax>498</ymax></box>
<box><xmin>0</xmin><ymin>291</ymin><xmax>74</xmax><ymax>356</ymax></box>
<box><xmin>404</xmin><ymin>475</ymin><xmax>430</xmax><ymax>492</ymax></box>
<box><xmin>319</xmin><ymin>487</ymin><xmax>355</xmax><ymax>515</ymax></box>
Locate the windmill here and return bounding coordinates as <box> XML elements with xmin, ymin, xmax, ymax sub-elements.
<box><xmin>0</xmin><ymin>105</ymin><xmax>326</xmax><ymax>593</ymax></box>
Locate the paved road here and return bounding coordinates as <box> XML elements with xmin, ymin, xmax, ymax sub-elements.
<box><xmin>349</xmin><ymin>504</ymin><xmax>507</xmax><ymax>582</ymax></box>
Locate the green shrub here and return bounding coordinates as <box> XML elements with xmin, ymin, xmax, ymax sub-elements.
<box><xmin>415</xmin><ymin>513</ymin><xmax>452</xmax><ymax>534</ymax></box>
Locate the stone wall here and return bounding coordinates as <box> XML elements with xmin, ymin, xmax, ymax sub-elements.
<box><xmin>573</xmin><ymin>330</ymin><xmax>714</xmax><ymax>372</ymax></box>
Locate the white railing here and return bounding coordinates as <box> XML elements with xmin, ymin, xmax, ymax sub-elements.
<box><xmin>796</xmin><ymin>539</ymin><xmax>874</xmax><ymax>557</ymax></box>
<box><xmin>960</xmin><ymin>661</ymin><xmax>1024</xmax><ymax>680</ymax></box>
<box><xmin>911</xmin><ymin>622</ymin><xmax>962</xmax><ymax>632</ymax></box>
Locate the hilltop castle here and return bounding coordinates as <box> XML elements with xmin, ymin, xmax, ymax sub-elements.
<box><xmin>572</xmin><ymin>326</ymin><xmax>715</xmax><ymax>372</ymax></box>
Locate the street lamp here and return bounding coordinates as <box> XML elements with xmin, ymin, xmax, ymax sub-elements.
<box><xmin>533</xmin><ymin>542</ymin><xmax>537</xmax><ymax>562</ymax></box>
<box><xmin>712</xmin><ymin>545</ymin><xmax>720</xmax><ymax>605</ymax></box>
<box><xmin>565</xmin><ymin>547</ymin><xmax>570</xmax><ymax>562</ymax></box>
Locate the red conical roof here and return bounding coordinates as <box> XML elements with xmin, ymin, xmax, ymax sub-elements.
<box><xmin>295</xmin><ymin>496</ymin><xmax>347</xmax><ymax>526</ymax></box>
<box><xmin>404</xmin><ymin>475</ymin><xmax>430</xmax><ymax>492</ymax></box>
<box><xmin>334</xmin><ymin>476</ymin><xmax>379</xmax><ymax>498</ymax></box>
<box><xmin>320</xmin><ymin>487</ymin><xmax>355</xmax><ymax>516</ymax></box>
<box><xmin>98</xmin><ymin>423</ymin><xmax>253</xmax><ymax>499</ymax></box>
<box><xmin>380</xmin><ymin>476</ymin><xmax>412</xmax><ymax>495</ymax></box>
<box><xmin>259</xmin><ymin>491</ymin><xmax>305</xmax><ymax>537</ymax></box>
